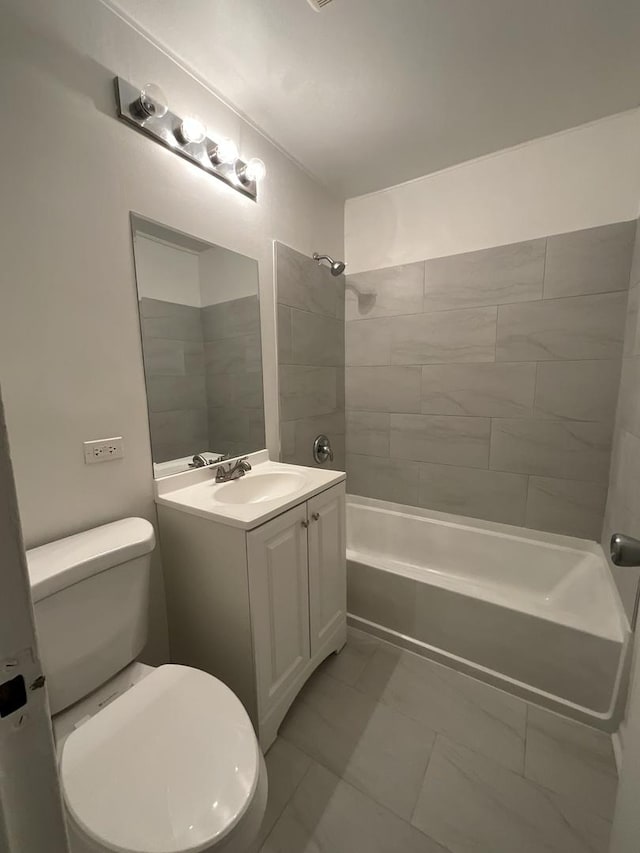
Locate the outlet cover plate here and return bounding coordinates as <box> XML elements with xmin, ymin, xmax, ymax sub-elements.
<box><xmin>83</xmin><ymin>437</ymin><xmax>124</xmax><ymax>464</ymax></box>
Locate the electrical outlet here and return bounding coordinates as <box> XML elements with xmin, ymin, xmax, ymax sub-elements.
<box><xmin>83</xmin><ymin>437</ymin><xmax>124</xmax><ymax>465</ymax></box>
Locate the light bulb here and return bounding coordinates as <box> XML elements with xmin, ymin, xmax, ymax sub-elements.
<box><xmin>209</xmin><ymin>137</ymin><xmax>239</xmax><ymax>165</ymax></box>
<box><xmin>238</xmin><ymin>157</ymin><xmax>266</xmax><ymax>184</ymax></box>
<box><xmin>178</xmin><ymin>116</ymin><xmax>206</xmax><ymax>144</ymax></box>
<box><xmin>135</xmin><ymin>83</ymin><xmax>168</xmax><ymax>119</ymax></box>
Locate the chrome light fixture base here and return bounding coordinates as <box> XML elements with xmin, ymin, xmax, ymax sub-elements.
<box><xmin>114</xmin><ymin>77</ymin><xmax>259</xmax><ymax>201</ymax></box>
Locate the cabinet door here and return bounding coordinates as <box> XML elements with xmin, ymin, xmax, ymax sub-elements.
<box><xmin>307</xmin><ymin>484</ymin><xmax>346</xmax><ymax>657</ymax></box>
<box><xmin>247</xmin><ymin>503</ymin><xmax>311</xmax><ymax>718</ymax></box>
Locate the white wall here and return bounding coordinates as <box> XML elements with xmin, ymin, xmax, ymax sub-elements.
<box><xmin>199</xmin><ymin>245</ymin><xmax>259</xmax><ymax>306</ymax></box>
<box><xmin>134</xmin><ymin>235</ymin><xmax>202</xmax><ymax>306</ymax></box>
<box><xmin>0</xmin><ymin>0</ymin><xmax>343</xmax><ymax>662</ymax></box>
<box><xmin>345</xmin><ymin>109</ymin><xmax>640</xmax><ymax>274</ymax></box>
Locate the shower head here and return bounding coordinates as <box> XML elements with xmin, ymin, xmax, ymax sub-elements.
<box><xmin>313</xmin><ymin>253</ymin><xmax>346</xmax><ymax>277</ymax></box>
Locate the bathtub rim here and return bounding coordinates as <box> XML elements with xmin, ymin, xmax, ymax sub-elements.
<box><xmin>346</xmin><ymin>493</ymin><xmax>630</xmax><ymax>643</ymax></box>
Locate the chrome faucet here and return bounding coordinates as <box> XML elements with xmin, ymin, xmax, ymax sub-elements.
<box><xmin>215</xmin><ymin>457</ymin><xmax>252</xmax><ymax>483</ymax></box>
<box><xmin>189</xmin><ymin>454</ymin><xmax>213</xmax><ymax>469</ymax></box>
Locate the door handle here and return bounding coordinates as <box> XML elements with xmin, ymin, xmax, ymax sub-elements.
<box><xmin>301</xmin><ymin>520</ymin><xmax>310</xmax><ymax>529</ymax></box>
<box><xmin>312</xmin><ymin>513</ymin><xmax>320</xmax><ymax>522</ymax></box>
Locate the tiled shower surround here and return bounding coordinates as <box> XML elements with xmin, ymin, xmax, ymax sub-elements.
<box><xmin>345</xmin><ymin>221</ymin><xmax>636</xmax><ymax>539</ymax></box>
<box><xmin>140</xmin><ymin>295</ymin><xmax>265</xmax><ymax>462</ymax></box>
<box><xmin>277</xmin><ymin>242</ymin><xmax>345</xmax><ymax>470</ymax></box>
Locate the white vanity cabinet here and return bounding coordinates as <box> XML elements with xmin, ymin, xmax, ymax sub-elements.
<box><xmin>157</xmin><ymin>480</ymin><xmax>346</xmax><ymax>749</ymax></box>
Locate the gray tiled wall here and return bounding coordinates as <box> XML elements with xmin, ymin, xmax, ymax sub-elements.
<box><xmin>345</xmin><ymin>222</ymin><xmax>636</xmax><ymax>539</ymax></box>
<box><xmin>602</xmin><ymin>218</ymin><xmax>640</xmax><ymax>618</ymax></box>
<box><xmin>203</xmin><ymin>295</ymin><xmax>265</xmax><ymax>459</ymax></box>
<box><xmin>140</xmin><ymin>297</ymin><xmax>208</xmax><ymax>463</ymax></box>
<box><xmin>140</xmin><ymin>295</ymin><xmax>265</xmax><ymax>463</ymax></box>
<box><xmin>276</xmin><ymin>243</ymin><xmax>345</xmax><ymax>470</ymax></box>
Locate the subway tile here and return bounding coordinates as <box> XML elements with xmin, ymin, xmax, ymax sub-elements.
<box><xmin>346</xmin><ymin>453</ymin><xmax>419</xmax><ymax>504</ymax></box>
<box><xmin>525</xmin><ymin>706</ymin><xmax>618</xmax><ymax>820</ymax></box>
<box><xmin>534</xmin><ymin>360</ymin><xmax>621</xmax><ymax>422</ymax></box>
<box><xmin>544</xmin><ymin>221</ymin><xmax>635</xmax><ymax>300</ymax></box>
<box><xmin>525</xmin><ymin>477</ymin><xmax>608</xmax><ymax>540</ymax></box>
<box><xmin>421</xmin><ymin>362</ymin><xmax>535</xmax><ymax>417</ymax></box>
<box><xmin>146</xmin><ymin>374</ymin><xmax>206</xmax><ymax>413</ymax></box>
<box><xmin>290</xmin><ymin>309</ymin><xmax>344</xmax><ymax>366</ymax></box>
<box><xmin>139</xmin><ymin>298</ymin><xmax>203</xmax><ymax>342</ymax></box>
<box><xmin>345</xmin><ymin>262</ymin><xmax>424</xmax><ymax>320</ymax></box>
<box><xmin>277</xmin><ymin>304</ymin><xmax>292</xmax><ymax>364</ymax></box>
<box><xmin>424</xmin><ymin>239</ymin><xmax>545</xmax><ymax>311</ymax></box>
<box><xmin>279</xmin><ymin>365</ymin><xmax>338</xmax><ymax>420</ymax></box>
<box><xmin>201</xmin><ymin>295</ymin><xmax>260</xmax><ymax>341</ymax></box>
<box><xmin>496</xmin><ymin>292</ymin><xmax>626</xmax><ymax>362</ymax></box>
<box><xmin>390</xmin><ymin>413</ymin><xmax>490</xmax><ymax>468</ymax></box>
<box><xmin>345</xmin><ymin>366</ymin><xmax>421</xmax><ymax>413</ymax></box>
<box><xmin>418</xmin><ymin>462</ymin><xmax>527</xmax><ymax>525</ymax></box>
<box><xmin>490</xmin><ymin>418</ymin><xmax>612</xmax><ymax>483</ymax></box>
<box><xmin>346</xmin><ymin>411</ymin><xmax>390</xmax><ymax>457</ymax></box>
<box><xmin>390</xmin><ymin>307</ymin><xmax>497</xmax><ymax>365</ymax></box>
<box><xmin>276</xmin><ymin>242</ymin><xmax>338</xmax><ymax>317</ymax></box>
<box><xmin>412</xmin><ymin>736</ymin><xmax>611</xmax><ymax>853</ymax></box>
<box><xmin>345</xmin><ymin>318</ymin><xmax>391</xmax><ymax>366</ymax></box>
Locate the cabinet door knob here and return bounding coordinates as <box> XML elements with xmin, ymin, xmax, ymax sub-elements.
<box><xmin>301</xmin><ymin>520</ymin><xmax>310</xmax><ymax>528</ymax></box>
<box><xmin>312</xmin><ymin>512</ymin><xmax>320</xmax><ymax>521</ymax></box>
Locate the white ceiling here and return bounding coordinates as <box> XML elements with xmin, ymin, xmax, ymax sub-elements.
<box><xmin>110</xmin><ymin>0</ymin><xmax>640</xmax><ymax>198</ymax></box>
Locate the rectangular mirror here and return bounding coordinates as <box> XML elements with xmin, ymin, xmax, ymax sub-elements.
<box><xmin>131</xmin><ymin>215</ymin><xmax>265</xmax><ymax>477</ymax></box>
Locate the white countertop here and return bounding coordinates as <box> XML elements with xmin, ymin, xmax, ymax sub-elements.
<box><xmin>154</xmin><ymin>451</ymin><xmax>346</xmax><ymax>530</ymax></box>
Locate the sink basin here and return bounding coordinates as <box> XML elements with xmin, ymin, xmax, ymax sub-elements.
<box><xmin>214</xmin><ymin>471</ymin><xmax>307</xmax><ymax>505</ymax></box>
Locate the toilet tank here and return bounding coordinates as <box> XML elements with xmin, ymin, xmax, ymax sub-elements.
<box><xmin>26</xmin><ymin>518</ymin><xmax>156</xmax><ymax>715</ymax></box>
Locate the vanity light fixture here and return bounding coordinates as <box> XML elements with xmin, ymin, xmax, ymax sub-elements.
<box><xmin>237</xmin><ymin>158</ymin><xmax>267</xmax><ymax>185</ymax></box>
<box><xmin>177</xmin><ymin>115</ymin><xmax>207</xmax><ymax>145</ymax></box>
<box><xmin>114</xmin><ymin>77</ymin><xmax>264</xmax><ymax>201</ymax></box>
<box><xmin>209</xmin><ymin>136</ymin><xmax>239</xmax><ymax>165</ymax></box>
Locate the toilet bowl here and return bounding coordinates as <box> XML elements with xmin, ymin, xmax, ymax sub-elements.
<box><xmin>26</xmin><ymin>518</ymin><xmax>267</xmax><ymax>853</ymax></box>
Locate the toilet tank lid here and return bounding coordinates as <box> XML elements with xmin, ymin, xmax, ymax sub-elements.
<box><xmin>27</xmin><ymin>518</ymin><xmax>155</xmax><ymax>603</ymax></box>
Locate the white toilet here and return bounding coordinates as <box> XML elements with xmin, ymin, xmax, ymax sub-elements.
<box><xmin>26</xmin><ymin>517</ymin><xmax>267</xmax><ymax>853</ymax></box>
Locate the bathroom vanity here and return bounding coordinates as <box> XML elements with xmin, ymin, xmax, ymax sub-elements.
<box><xmin>154</xmin><ymin>451</ymin><xmax>347</xmax><ymax>749</ymax></box>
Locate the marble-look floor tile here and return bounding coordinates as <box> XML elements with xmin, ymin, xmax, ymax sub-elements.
<box><xmin>258</xmin><ymin>739</ymin><xmax>312</xmax><ymax>848</ymax></box>
<box><xmin>317</xmin><ymin>627</ymin><xmax>380</xmax><ymax>686</ymax></box>
<box><xmin>261</xmin><ymin>761</ymin><xmax>446</xmax><ymax>853</ymax></box>
<box><xmin>525</xmin><ymin>705</ymin><xmax>618</xmax><ymax>820</ymax></box>
<box><xmin>355</xmin><ymin>644</ymin><xmax>526</xmax><ymax>773</ymax></box>
<box><xmin>412</xmin><ymin>735</ymin><xmax>611</xmax><ymax>853</ymax></box>
<box><xmin>279</xmin><ymin>670</ymin><xmax>435</xmax><ymax>819</ymax></box>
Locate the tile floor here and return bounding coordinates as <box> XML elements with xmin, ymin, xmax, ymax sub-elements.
<box><xmin>258</xmin><ymin>628</ymin><xmax>618</xmax><ymax>853</ymax></box>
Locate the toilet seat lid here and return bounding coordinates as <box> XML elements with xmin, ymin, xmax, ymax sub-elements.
<box><xmin>60</xmin><ymin>664</ymin><xmax>260</xmax><ymax>853</ymax></box>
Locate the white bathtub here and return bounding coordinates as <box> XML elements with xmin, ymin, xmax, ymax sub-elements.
<box><xmin>347</xmin><ymin>496</ymin><xmax>630</xmax><ymax>726</ymax></box>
